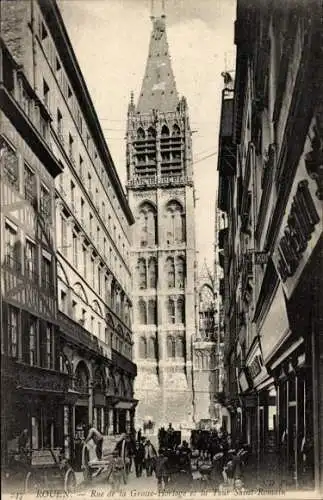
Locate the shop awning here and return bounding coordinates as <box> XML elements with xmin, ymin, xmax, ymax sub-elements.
<box><xmin>114</xmin><ymin>401</ymin><xmax>135</xmax><ymax>410</ymax></box>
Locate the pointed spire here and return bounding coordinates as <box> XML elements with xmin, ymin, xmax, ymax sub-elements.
<box><xmin>136</xmin><ymin>7</ymin><xmax>179</xmax><ymax>114</ymax></box>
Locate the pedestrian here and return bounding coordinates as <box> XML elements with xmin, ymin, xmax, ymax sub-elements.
<box><xmin>155</xmin><ymin>448</ymin><xmax>168</xmax><ymax>491</ymax></box>
<box><xmin>134</xmin><ymin>439</ymin><xmax>145</xmax><ymax>477</ymax></box>
<box><xmin>84</xmin><ymin>423</ymin><xmax>104</xmax><ymax>460</ymax></box>
<box><xmin>18</xmin><ymin>429</ymin><xmax>29</xmax><ymax>455</ymax></box>
<box><xmin>144</xmin><ymin>439</ymin><xmax>157</xmax><ymax>476</ymax></box>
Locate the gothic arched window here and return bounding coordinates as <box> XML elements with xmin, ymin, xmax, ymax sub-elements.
<box><xmin>176</xmin><ymin>337</ymin><xmax>185</xmax><ymax>358</ymax></box>
<box><xmin>115</xmin><ymin>292</ymin><xmax>121</xmax><ymax>317</ymax></box>
<box><xmin>147</xmin><ymin>299</ymin><xmax>157</xmax><ymax>325</ymax></box>
<box><xmin>138</xmin><ymin>202</ymin><xmax>157</xmax><ymax>247</ymax></box>
<box><xmin>167</xmin><ymin>336</ymin><xmax>175</xmax><ymax>358</ymax></box>
<box><xmin>148</xmin><ymin>257</ymin><xmax>157</xmax><ymax>288</ymax></box>
<box><xmin>176</xmin><ymin>256</ymin><xmax>185</xmax><ymax>288</ymax></box>
<box><xmin>177</xmin><ymin>296</ymin><xmax>185</xmax><ymax>324</ymax></box>
<box><xmin>172</xmin><ymin>124</ymin><xmax>181</xmax><ymax>136</ymax></box>
<box><xmin>165</xmin><ymin>200</ymin><xmax>185</xmax><ymax>244</ymax></box>
<box><xmin>137</xmin><ymin>127</ymin><xmax>145</xmax><ymax>139</ymax></box>
<box><xmin>75</xmin><ymin>361</ymin><xmax>89</xmax><ymax>393</ymax></box>
<box><xmin>161</xmin><ymin>125</ymin><xmax>170</xmax><ymax>136</ymax></box>
<box><xmin>138</xmin><ymin>258</ymin><xmax>147</xmax><ymax>289</ymax></box>
<box><xmin>139</xmin><ymin>337</ymin><xmax>147</xmax><ymax>358</ymax></box>
<box><xmin>166</xmin><ymin>257</ymin><xmax>175</xmax><ymax>288</ymax></box>
<box><xmin>167</xmin><ymin>298</ymin><xmax>175</xmax><ymax>324</ymax></box>
<box><xmin>138</xmin><ymin>299</ymin><xmax>147</xmax><ymax>324</ymax></box>
<box><xmin>147</xmin><ymin>337</ymin><xmax>156</xmax><ymax>359</ymax></box>
<box><xmin>147</xmin><ymin>127</ymin><xmax>156</xmax><ymax>139</ymax></box>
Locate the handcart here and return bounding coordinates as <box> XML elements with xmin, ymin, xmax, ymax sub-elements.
<box><xmin>24</xmin><ymin>449</ymin><xmax>76</xmax><ymax>494</ymax></box>
<box><xmin>82</xmin><ymin>435</ymin><xmax>130</xmax><ymax>487</ymax></box>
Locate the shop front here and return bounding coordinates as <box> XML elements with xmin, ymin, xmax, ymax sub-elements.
<box><xmin>3</xmin><ymin>359</ymin><xmax>72</xmax><ymax>463</ymax></box>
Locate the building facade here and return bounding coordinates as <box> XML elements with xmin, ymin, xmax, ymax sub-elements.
<box><xmin>126</xmin><ymin>12</ymin><xmax>196</xmax><ymax>431</ymax></box>
<box><xmin>1</xmin><ymin>0</ymin><xmax>137</xmax><ymax>465</ymax></box>
<box><xmin>218</xmin><ymin>0</ymin><xmax>323</xmax><ymax>493</ymax></box>
<box><xmin>193</xmin><ymin>261</ymin><xmax>224</xmax><ymax>424</ymax></box>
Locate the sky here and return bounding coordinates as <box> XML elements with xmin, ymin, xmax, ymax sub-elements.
<box><xmin>58</xmin><ymin>0</ymin><xmax>236</xmax><ymax>271</ymax></box>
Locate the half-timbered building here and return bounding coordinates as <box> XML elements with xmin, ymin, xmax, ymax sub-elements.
<box><xmin>1</xmin><ymin>0</ymin><xmax>137</xmax><ymax>466</ymax></box>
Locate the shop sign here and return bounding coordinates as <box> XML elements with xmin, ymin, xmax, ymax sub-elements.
<box><xmin>248</xmin><ymin>355</ymin><xmax>262</xmax><ymax>380</ymax></box>
<box><xmin>239</xmin><ymin>370</ymin><xmax>249</xmax><ymax>393</ymax></box>
<box><xmin>254</xmin><ymin>252</ymin><xmax>268</xmax><ymax>265</ymax></box>
<box><xmin>273</xmin><ymin>180</ymin><xmax>320</xmax><ymax>286</ymax></box>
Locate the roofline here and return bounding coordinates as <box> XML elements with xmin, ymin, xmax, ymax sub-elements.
<box><xmin>40</xmin><ymin>0</ymin><xmax>134</xmax><ymax>225</ymax></box>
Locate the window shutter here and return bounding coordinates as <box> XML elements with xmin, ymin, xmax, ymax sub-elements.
<box><xmin>39</xmin><ymin>319</ymin><xmax>46</xmax><ymax>368</ymax></box>
<box><xmin>21</xmin><ymin>310</ymin><xmax>30</xmax><ymax>363</ymax></box>
<box><xmin>1</xmin><ymin>301</ymin><xmax>8</xmax><ymax>355</ymax></box>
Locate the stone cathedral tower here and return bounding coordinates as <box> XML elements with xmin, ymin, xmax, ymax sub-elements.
<box><xmin>126</xmin><ymin>10</ymin><xmax>196</xmax><ymax>431</ymax></box>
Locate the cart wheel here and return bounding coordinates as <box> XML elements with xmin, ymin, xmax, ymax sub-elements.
<box><xmin>64</xmin><ymin>468</ymin><xmax>76</xmax><ymax>494</ymax></box>
<box><xmin>24</xmin><ymin>472</ymin><xmax>41</xmax><ymax>493</ymax></box>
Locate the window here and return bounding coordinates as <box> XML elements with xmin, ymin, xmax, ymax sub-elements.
<box><xmin>89</xmin><ymin>213</ymin><xmax>93</xmax><ymax>236</ymax></box>
<box><xmin>43</xmin><ymin>323</ymin><xmax>53</xmax><ymax>369</ymax></box>
<box><xmin>90</xmin><ymin>316</ymin><xmax>94</xmax><ymax>332</ymax></box>
<box><xmin>165</xmin><ymin>200</ymin><xmax>185</xmax><ymax>244</ymax></box>
<box><xmin>25</xmin><ymin>239</ymin><xmax>37</xmax><ymax>281</ymax></box>
<box><xmin>98</xmin><ymin>266</ymin><xmax>101</xmax><ymax>294</ymax></box>
<box><xmin>21</xmin><ymin>88</ymin><xmax>31</xmax><ymax>117</ymax></box>
<box><xmin>72</xmin><ymin>300</ymin><xmax>77</xmax><ymax>319</ymax></box>
<box><xmin>139</xmin><ymin>337</ymin><xmax>147</xmax><ymax>359</ymax></box>
<box><xmin>105</xmin><ymin>328</ymin><xmax>109</xmax><ymax>346</ymax></box>
<box><xmin>105</xmin><ymin>275</ymin><xmax>110</xmax><ymax>304</ymax></box>
<box><xmin>81</xmin><ymin>198</ymin><xmax>85</xmax><ymax>219</ymax></box>
<box><xmin>138</xmin><ymin>299</ymin><xmax>147</xmax><ymax>324</ymax></box>
<box><xmin>102</xmin><ymin>202</ymin><xmax>106</xmax><ymax>219</ymax></box>
<box><xmin>167</xmin><ymin>299</ymin><xmax>175</xmax><ymax>324</ymax></box>
<box><xmin>82</xmin><ymin>246</ymin><xmax>87</xmax><ymax>277</ymax></box>
<box><xmin>68</xmin><ymin>133</ymin><xmax>74</xmax><ymax>158</ymax></box>
<box><xmin>167</xmin><ymin>336</ymin><xmax>175</xmax><ymax>358</ymax></box>
<box><xmin>1</xmin><ymin>137</ymin><xmax>19</xmax><ymax>190</ymax></box>
<box><xmin>167</xmin><ymin>257</ymin><xmax>175</xmax><ymax>288</ymax></box>
<box><xmin>41</xmin><ymin>255</ymin><xmax>52</xmax><ymax>290</ymax></box>
<box><xmin>148</xmin><ymin>299</ymin><xmax>157</xmax><ymax>325</ymax></box>
<box><xmin>8</xmin><ymin>306</ymin><xmax>18</xmax><ymax>358</ymax></box>
<box><xmin>60</xmin><ymin>290</ymin><xmax>67</xmax><ymax>313</ymax></box>
<box><xmin>176</xmin><ymin>337</ymin><xmax>185</xmax><ymax>358</ymax></box>
<box><xmin>41</xmin><ymin>22</ymin><xmax>48</xmax><ymax>40</ymax></box>
<box><xmin>138</xmin><ymin>203</ymin><xmax>157</xmax><ymax>247</ymax></box>
<box><xmin>177</xmin><ymin>297</ymin><xmax>185</xmax><ymax>324</ymax></box>
<box><xmin>43</xmin><ymin>79</ymin><xmax>50</xmax><ymax>110</ymax></box>
<box><xmin>71</xmin><ymin>181</ymin><xmax>75</xmax><ymax>205</ymax></box>
<box><xmin>79</xmin><ymin>155</ymin><xmax>84</xmax><ymax>178</ymax></box>
<box><xmin>138</xmin><ymin>258</ymin><xmax>147</xmax><ymax>289</ymax></box>
<box><xmin>147</xmin><ymin>337</ymin><xmax>156</xmax><ymax>359</ymax></box>
<box><xmin>148</xmin><ymin>257</ymin><xmax>157</xmax><ymax>288</ymax></box>
<box><xmin>40</xmin><ymin>185</ymin><xmax>51</xmax><ymax>220</ymax></box>
<box><xmin>72</xmin><ymin>233</ymin><xmax>78</xmax><ymax>267</ymax></box>
<box><xmin>61</xmin><ymin>216</ymin><xmax>67</xmax><ymax>256</ymax></box>
<box><xmin>90</xmin><ymin>256</ymin><xmax>95</xmax><ymax>288</ymax></box>
<box><xmin>4</xmin><ymin>222</ymin><xmax>20</xmax><ymax>271</ymax></box>
<box><xmin>88</xmin><ymin>173</ymin><xmax>92</xmax><ymax>192</ymax></box>
<box><xmin>29</xmin><ymin>316</ymin><xmax>37</xmax><ymax>366</ymax></box>
<box><xmin>176</xmin><ymin>257</ymin><xmax>185</xmax><ymax>288</ymax></box>
<box><xmin>24</xmin><ymin>164</ymin><xmax>36</xmax><ymax>202</ymax></box>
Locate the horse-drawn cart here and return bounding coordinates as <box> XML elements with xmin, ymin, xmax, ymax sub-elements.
<box><xmin>24</xmin><ymin>449</ymin><xmax>76</xmax><ymax>494</ymax></box>
<box><xmin>82</xmin><ymin>435</ymin><xmax>131</xmax><ymax>487</ymax></box>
